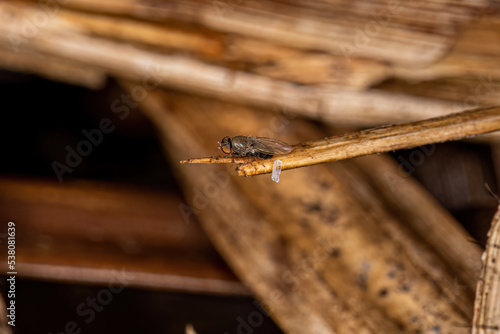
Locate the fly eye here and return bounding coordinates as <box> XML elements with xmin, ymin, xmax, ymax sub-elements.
<box><xmin>219</xmin><ymin>136</ymin><xmax>231</xmax><ymax>154</ymax></box>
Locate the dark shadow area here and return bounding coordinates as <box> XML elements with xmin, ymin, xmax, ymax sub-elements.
<box><xmin>0</xmin><ymin>278</ymin><xmax>283</xmax><ymax>334</ymax></box>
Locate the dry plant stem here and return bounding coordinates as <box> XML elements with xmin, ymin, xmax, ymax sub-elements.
<box><xmin>0</xmin><ymin>1</ymin><xmax>460</xmax><ymax>125</ymax></box>
<box><xmin>24</xmin><ymin>0</ymin><xmax>486</xmax><ymax>65</ymax></box>
<box><xmin>354</xmin><ymin>155</ymin><xmax>482</xmax><ymax>294</ymax></box>
<box><xmin>378</xmin><ymin>77</ymin><xmax>500</xmax><ymax>107</ymax></box>
<box><xmin>134</xmin><ymin>86</ymin><xmax>480</xmax><ymax>333</ymax></box>
<box><xmin>472</xmin><ymin>204</ymin><xmax>500</xmax><ymax>334</ymax></box>
<box><xmin>181</xmin><ymin>157</ymin><xmax>249</xmax><ymax>164</ymax></box>
<box><xmin>392</xmin><ymin>16</ymin><xmax>500</xmax><ymax>81</ymax></box>
<box><xmin>5</xmin><ymin>2</ymin><xmax>500</xmax><ymax>136</ymax></box>
<box><xmin>0</xmin><ymin>177</ymin><xmax>245</xmax><ymax>295</ymax></box>
<box><xmin>0</xmin><ymin>46</ymin><xmax>106</xmax><ymax>89</ymax></box>
<box><xmin>55</xmin><ymin>6</ymin><xmax>389</xmax><ymax>87</ymax></box>
<box><xmin>180</xmin><ymin>107</ymin><xmax>500</xmax><ymax>176</ymax></box>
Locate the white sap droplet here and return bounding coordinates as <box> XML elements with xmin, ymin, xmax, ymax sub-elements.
<box><xmin>272</xmin><ymin>159</ymin><xmax>283</xmax><ymax>183</ymax></box>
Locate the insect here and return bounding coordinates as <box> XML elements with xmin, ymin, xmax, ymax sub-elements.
<box><xmin>218</xmin><ymin>136</ymin><xmax>293</xmax><ymax>159</ymax></box>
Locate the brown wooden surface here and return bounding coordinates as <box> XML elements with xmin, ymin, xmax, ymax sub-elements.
<box><xmin>0</xmin><ymin>177</ymin><xmax>247</xmax><ymax>296</ymax></box>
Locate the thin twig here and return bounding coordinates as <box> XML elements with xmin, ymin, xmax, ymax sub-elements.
<box><xmin>180</xmin><ymin>156</ymin><xmax>250</xmax><ymax>164</ymax></box>
<box><xmin>471</xmin><ymin>205</ymin><xmax>500</xmax><ymax>334</ymax></box>
<box><xmin>180</xmin><ymin>106</ymin><xmax>500</xmax><ymax>176</ymax></box>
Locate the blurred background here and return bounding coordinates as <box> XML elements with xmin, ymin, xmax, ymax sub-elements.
<box><xmin>0</xmin><ymin>1</ymin><xmax>499</xmax><ymax>333</ymax></box>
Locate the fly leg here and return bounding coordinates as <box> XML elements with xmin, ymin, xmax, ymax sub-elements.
<box><xmin>246</xmin><ymin>148</ymin><xmax>257</xmax><ymax>161</ymax></box>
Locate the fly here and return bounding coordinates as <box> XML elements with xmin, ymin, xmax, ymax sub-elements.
<box><xmin>218</xmin><ymin>136</ymin><xmax>293</xmax><ymax>159</ymax></box>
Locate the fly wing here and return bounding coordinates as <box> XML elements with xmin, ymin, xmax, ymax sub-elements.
<box><xmin>250</xmin><ymin>137</ymin><xmax>293</xmax><ymax>155</ymax></box>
